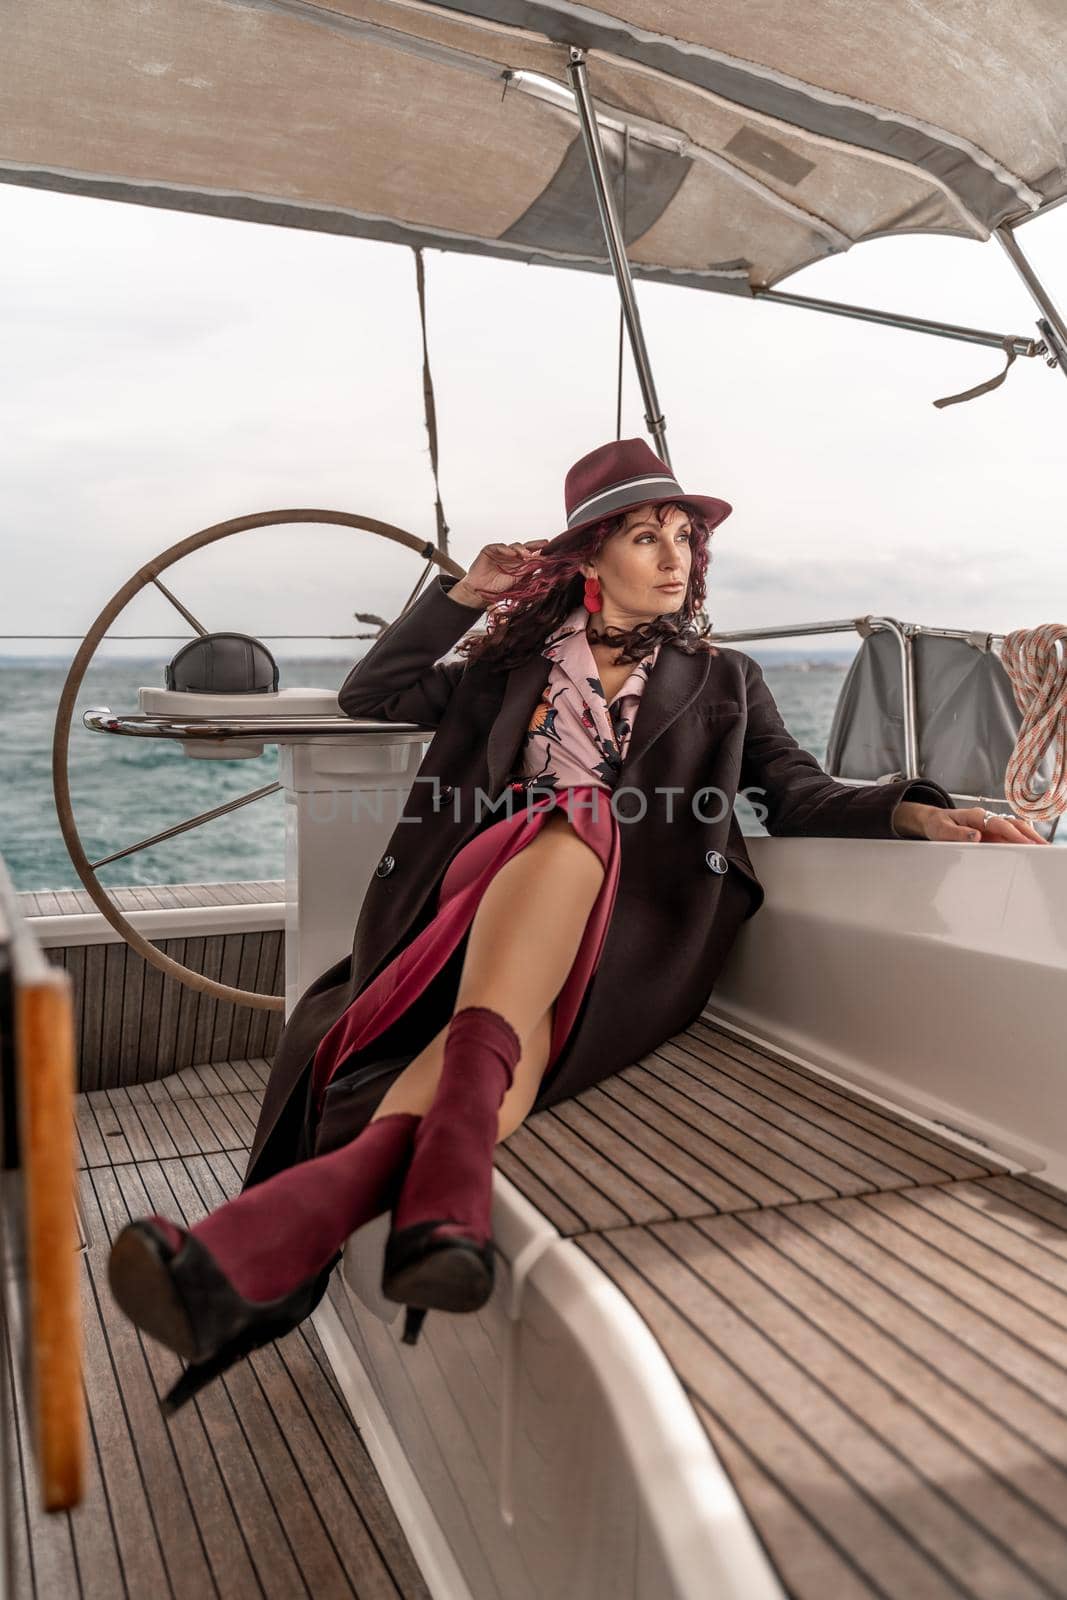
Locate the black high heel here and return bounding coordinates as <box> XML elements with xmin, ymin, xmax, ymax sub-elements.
<box><xmin>402</xmin><ymin>1307</ymin><xmax>428</xmax><ymax>1345</ymax></box>
<box><xmin>108</xmin><ymin>1219</ymin><xmax>337</xmax><ymax>1413</ymax></box>
<box><xmin>382</xmin><ymin>1223</ymin><xmax>505</xmax><ymax>1346</ymax></box>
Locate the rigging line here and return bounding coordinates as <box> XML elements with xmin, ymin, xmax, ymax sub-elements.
<box><xmin>615</xmin><ymin>124</ymin><xmax>629</xmax><ymax>440</ymax></box>
<box><xmin>394</xmin><ymin>247</ymin><xmax>450</xmax><ymax>619</ymax></box>
<box><xmin>414</xmin><ymin>245</ymin><xmax>450</xmax><ymax>556</ymax></box>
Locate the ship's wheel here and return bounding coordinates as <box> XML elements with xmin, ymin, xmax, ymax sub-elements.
<box><xmin>52</xmin><ymin>509</ymin><xmax>463</xmax><ymax>1009</ymax></box>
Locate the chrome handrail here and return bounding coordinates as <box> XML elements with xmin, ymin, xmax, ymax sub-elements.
<box><xmin>708</xmin><ymin>613</ymin><xmax>1009</xmax><ymax>782</ymax></box>
<box><xmin>81</xmin><ymin>709</ymin><xmax>433</xmax><ymax>739</ymax></box>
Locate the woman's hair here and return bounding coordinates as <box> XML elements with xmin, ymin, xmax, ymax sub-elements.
<box><xmin>454</xmin><ymin>501</ymin><xmax>720</xmax><ymax>673</ymax></box>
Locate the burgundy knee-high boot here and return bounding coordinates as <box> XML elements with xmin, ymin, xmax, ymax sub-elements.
<box><xmin>381</xmin><ymin>1005</ymin><xmax>522</xmax><ymax>1345</ymax></box>
<box><xmin>108</xmin><ymin>1109</ymin><xmax>420</xmax><ymax>1411</ymax></box>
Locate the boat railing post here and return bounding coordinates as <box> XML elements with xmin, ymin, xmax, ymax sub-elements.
<box><xmin>565</xmin><ymin>46</ymin><xmax>672</xmax><ymax>468</ymax></box>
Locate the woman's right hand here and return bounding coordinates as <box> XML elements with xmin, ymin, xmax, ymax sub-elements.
<box><xmin>451</xmin><ymin>540</ymin><xmax>551</xmax><ymax>608</ymax></box>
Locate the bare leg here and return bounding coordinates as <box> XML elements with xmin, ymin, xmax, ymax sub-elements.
<box><xmin>370</xmin><ymin>812</ymin><xmax>605</xmax><ymax>1136</ymax></box>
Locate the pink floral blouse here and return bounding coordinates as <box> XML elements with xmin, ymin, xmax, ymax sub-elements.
<box><xmin>511</xmin><ymin>602</ymin><xmax>661</xmax><ymax>792</ymax></box>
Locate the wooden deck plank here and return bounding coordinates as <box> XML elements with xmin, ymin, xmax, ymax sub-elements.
<box><xmin>499</xmin><ymin>1012</ymin><xmax>1017</xmax><ymax>1241</ymax></box>
<box><xmin>245</xmin><ymin>934</ymin><xmax>282</xmax><ymax>1060</ymax></box>
<box><xmin>139</xmin><ymin>884</ymin><xmax>182</xmax><ymax>910</ymax></box>
<box><xmin>207</xmin><ymin>1059</ymin><xmax>253</xmax><ymax>1096</ymax></box>
<box><xmin>653</xmin><ymin>1037</ymin><xmax>931</xmax><ymax>1193</ymax></box>
<box><xmin>227</xmin><ymin>937</ymin><xmax>265</xmax><ymax>1064</ymax></box>
<box><xmin>903</xmin><ymin>1184</ymin><xmax>1067</xmax><ymax>1298</ymax></box>
<box><xmin>275</xmin><ymin>1325</ymin><xmax>429</xmax><ymax>1600</ymax></box>
<box><xmin>687</xmin><ymin>1210</ymin><xmax>1067</xmax><ymax>1589</ymax></box>
<box><xmin>515</xmin><ymin>1106</ymin><xmax>680</xmax><ymax>1227</ymax></box>
<box><xmin>166</xmin><ymin>885</ymin><xmax>210</xmax><ymax>908</ymax></box>
<box><xmin>116</xmin><ymin>943</ymin><xmax>149</xmax><ymax>1087</ymax></box>
<box><xmin>3</xmin><ymin>1299</ymin><xmax>82</xmax><ymax>1600</ymax></box>
<box><xmin>584</xmin><ymin>1073</ymin><xmax>798</xmax><ymax>1211</ymax></box>
<box><xmin>111</xmin><ymin>1162</ymin><xmax>284</xmax><ymax>1600</ymax></box>
<box><xmin>978</xmin><ymin>1175</ymin><xmax>1067</xmax><ymax>1240</ymax></box>
<box><xmin>158</xmin><ymin>1152</ymin><xmax>418</xmax><ymax>1599</ymax></box>
<box><xmin>151</xmin><ymin>937</ymin><xmax>185</xmax><ymax>1081</ymax></box>
<box><xmin>130</xmin><ymin>1159</ymin><xmax>313</xmax><ymax>1600</ymax></box>
<box><xmin>229</xmin><ymin>1059</ymin><xmax>270</xmax><ymax>1095</ymax></box>
<box><xmin>75</xmin><ymin>1184</ymin><xmax>172</xmax><ymax>1598</ymax></box>
<box><xmin>173</xmin><ymin>938</ymin><xmax>206</xmax><ymax>1072</ymax></box>
<box><xmin>190</xmin><ymin>936</ymin><xmax>226</xmax><ymax>1069</ymax></box>
<box><xmin>500</xmin><ymin>1123</ymin><xmax>633</xmax><ymax>1232</ymax></box>
<box><xmin>492</xmin><ymin>1143</ymin><xmax>587</xmax><ymax>1234</ymax></box>
<box><xmin>177</xmin><ymin>1086</ymin><xmax>254</xmax><ymax>1153</ymax></box>
<box><xmin>552</xmin><ymin>1094</ymin><xmax>713</xmax><ymax>1217</ymax></box>
<box><xmin>138</xmin><ymin>939</ymin><xmax>165</xmax><ymax>1081</ymax></box>
<box><xmin>732</xmin><ymin>1204</ymin><xmax>1067</xmax><ymax>1532</ymax></box>
<box><xmin>100</xmin><ymin>1087</ymin><xmax>159</xmax><ymax>1164</ymax></box>
<box><xmin>83</xmin><ymin>1167</ymin><xmax>221</xmax><ymax>1600</ymax></box>
<box><xmin>779</xmin><ymin>1196</ymin><xmax>1067</xmax><ymax>1427</ymax></box>
<box><xmin>580</xmin><ymin>1224</ymin><xmax>1055</xmax><ymax>1600</ymax></box>
<box><xmin>13</xmin><ymin>1061</ymin><xmax>431</xmax><ymax>1599</ymax></box>
<box><xmin>83</xmin><ymin>1091</ymin><xmax>134</xmax><ymax>1167</ymax></box>
<box><xmin>690</xmin><ymin>1020</ymin><xmax>1001</xmax><ymax>1181</ymax></box>
<box><xmin>63</xmin><ymin>945</ymin><xmax>87</xmax><ymax>1080</ymax></box>
<box><xmin>688</xmin><ymin>1390</ymin><xmax>882</xmax><ymax>1600</ymax></box>
<box><xmin>32</xmin><ymin>1004</ymin><xmax>1061</xmax><ymax>1600</ymax></box>
<box><xmin>99</xmin><ymin>944</ymin><xmax>127</xmax><ymax>1087</ymax></box>
<box><xmin>622</xmin><ymin>1059</ymin><xmax>843</xmax><ymax>1202</ymax></box>
<box><xmin>80</xmin><ymin>943</ymin><xmax>107</xmax><ymax>1094</ymax></box>
<box><xmin>579</xmin><ymin>1228</ymin><xmax>969</xmax><ymax>1600</ymax></box>
<box><xmin>170</xmin><ymin>1061</ymin><xmax>229</xmax><ymax>1099</ymax></box>
<box><xmin>863</xmin><ymin>1189</ymin><xmax>1067</xmax><ymax>1334</ymax></box>
<box><xmin>122</xmin><ymin>1083</ymin><xmax>182</xmax><ymax>1161</ymax></box>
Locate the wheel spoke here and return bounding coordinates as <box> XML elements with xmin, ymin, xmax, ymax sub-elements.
<box><xmin>150</xmin><ymin>575</ymin><xmax>209</xmax><ymax>635</ymax></box>
<box><xmin>53</xmin><ymin>507</ymin><xmax>463</xmax><ymax>1010</ymax></box>
<box><xmin>89</xmin><ymin>781</ymin><xmax>281</xmax><ymax>869</ymax></box>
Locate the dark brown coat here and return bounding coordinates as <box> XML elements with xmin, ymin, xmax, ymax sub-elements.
<box><xmin>244</xmin><ymin>573</ymin><xmax>953</xmax><ymax>1187</ymax></box>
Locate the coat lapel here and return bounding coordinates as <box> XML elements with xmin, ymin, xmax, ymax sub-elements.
<box><xmin>485</xmin><ymin>639</ymin><xmax>712</xmax><ymax>797</ymax></box>
<box><xmin>618</xmin><ymin>641</ymin><xmax>711</xmax><ymax>783</ymax></box>
<box><xmin>486</xmin><ymin>655</ymin><xmax>552</xmax><ymax>797</ymax></box>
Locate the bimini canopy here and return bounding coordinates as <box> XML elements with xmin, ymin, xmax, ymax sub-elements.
<box><xmin>4</xmin><ymin>0</ymin><xmax>1067</xmax><ymax>295</ymax></box>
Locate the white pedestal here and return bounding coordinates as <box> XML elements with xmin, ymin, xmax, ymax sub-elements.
<box><xmin>278</xmin><ymin>734</ymin><xmax>429</xmax><ymax>1015</ymax></box>
<box><xmin>135</xmin><ymin>685</ymin><xmax>434</xmax><ymax>1018</ymax></box>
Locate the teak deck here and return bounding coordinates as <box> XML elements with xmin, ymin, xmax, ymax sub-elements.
<box><xmin>17</xmin><ymin>881</ymin><xmax>288</xmax><ymax>1090</ymax></box>
<box><xmin>8</xmin><ymin>1017</ymin><xmax>1067</xmax><ymax>1599</ymax></box>
<box><xmin>509</xmin><ymin>1018</ymin><xmax>1067</xmax><ymax>1600</ymax></box>
<box><xmin>6</xmin><ymin>1056</ymin><xmax>430</xmax><ymax>1600</ymax></box>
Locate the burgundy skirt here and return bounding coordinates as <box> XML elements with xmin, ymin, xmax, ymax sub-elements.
<box><xmin>310</xmin><ymin>784</ymin><xmax>622</xmax><ymax>1111</ymax></box>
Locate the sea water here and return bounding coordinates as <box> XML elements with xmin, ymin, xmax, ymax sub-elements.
<box><xmin>0</xmin><ymin>656</ymin><xmax>1054</xmax><ymax>894</ymax></box>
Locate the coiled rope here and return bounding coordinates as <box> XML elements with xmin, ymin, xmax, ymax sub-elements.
<box><xmin>1000</xmin><ymin>623</ymin><xmax>1067</xmax><ymax>822</ymax></box>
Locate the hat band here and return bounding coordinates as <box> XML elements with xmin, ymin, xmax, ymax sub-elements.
<box><xmin>567</xmin><ymin>472</ymin><xmax>683</xmax><ymax>528</ymax></box>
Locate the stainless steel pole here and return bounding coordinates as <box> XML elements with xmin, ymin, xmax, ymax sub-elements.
<box><xmin>753</xmin><ymin>286</ymin><xmax>1039</xmax><ymax>356</ymax></box>
<box><xmin>565</xmin><ymin>46</ymin><xmax>672</xmax><ymax>467</ymax></box>
<box><xmin>993</xmin><ymin>224</ymin><xmax>1067</xmax><ymax>381</ymax></box>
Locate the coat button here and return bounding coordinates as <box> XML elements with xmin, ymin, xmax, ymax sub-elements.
<box><xmin>375</xmin><ymin>854</ymin><xmax>396</xmax><ymax>877</ymax></box>
<box><xmin>432</xmin><ymin>784</ymin><xmax>454</xmax><ymax>811</ymax></box>
<box><xmin>705</xmin><ymin>850</ymin><xmax>729</xmax><ymax>875</ymax></box>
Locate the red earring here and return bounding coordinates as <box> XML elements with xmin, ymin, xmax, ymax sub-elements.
<box><xmin>583</xmin><ymin>575</ymin><xmax>602</xmax><ymax>613</ymax></box>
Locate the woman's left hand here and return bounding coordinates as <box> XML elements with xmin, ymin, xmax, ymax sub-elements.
<box><xmin>903</xmin><ymin>801</ymin><xmax>1051</xmax><ymax>844</ymax></box>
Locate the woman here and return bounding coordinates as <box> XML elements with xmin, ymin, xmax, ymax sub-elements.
<box><xmin>108</xmin><ymin>438</ymin><xmax>1044</xmax><ymax>1411</ymax></box>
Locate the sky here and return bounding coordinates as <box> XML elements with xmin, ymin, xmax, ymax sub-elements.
<box><xmin>1</xmin><ymin>179</ymin><xmax>1065</xmax><ymax>662</ymax></box>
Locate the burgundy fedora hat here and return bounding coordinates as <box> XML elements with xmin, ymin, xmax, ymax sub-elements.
<box><xmin>543</xmin><ymin>438</ymin><xmax>732</xmax><ymax>551</ymax></box>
